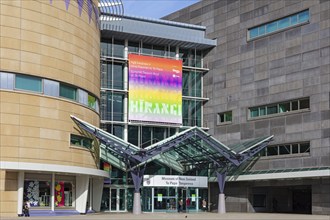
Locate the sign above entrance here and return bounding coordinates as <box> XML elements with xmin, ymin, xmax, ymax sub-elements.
<box><xmin>143</xmin><ymin>175</ymin><xmax>208</xmax><ymax>188</ymax></box>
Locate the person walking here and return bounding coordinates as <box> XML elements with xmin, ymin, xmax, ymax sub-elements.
<box><xmin>202</xmin><ymin>199</ymin><xmax>207</xmax><ymax>212</ymax></box>
<box><xmin>23</xmin><ymin>200</ymin><xmax>30</xmax><ymax>217</ymax></box>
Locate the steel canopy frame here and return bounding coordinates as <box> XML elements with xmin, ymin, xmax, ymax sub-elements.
<box><xmin>71</xmin><ymin>116</ymin><xmax>273</xmax><ymax>214</ymax></box>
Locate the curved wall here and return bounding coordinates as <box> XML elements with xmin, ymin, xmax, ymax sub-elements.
<box><xmin>0</xmin><ymin>0</ymin><xmax>100</xmax><ymax>166</ymax></box>
<box><xmin>1</xmin><ymin>0</ymin><xmax>100</xmax><ymax>96</ymax></box>
<box><xmin>0</xmin><ymin>0</ymin><xmax>101</xmax><ymax>216</ymax></box>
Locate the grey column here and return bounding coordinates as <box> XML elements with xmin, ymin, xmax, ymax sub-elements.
<box><xmin>216</xmin><ymin>172</ymin><xmax>226</xmax><ymax>214</ymax></box>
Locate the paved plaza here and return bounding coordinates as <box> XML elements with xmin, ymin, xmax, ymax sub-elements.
<box><xmin>1</xmin><ymin>213</ymin><xmax>330</xmax><ymax>220</ymax></box>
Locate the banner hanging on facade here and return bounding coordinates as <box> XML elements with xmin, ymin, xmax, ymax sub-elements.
<box><xmin>128</xmin><ymin>54</ymin><xmax>182</xmax><ymax>124</ymax></box>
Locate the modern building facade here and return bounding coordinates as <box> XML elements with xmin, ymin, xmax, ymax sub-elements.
<box><xmin>0</xmin><ymin>0</ymin><xmax>108</xmax><ymax>217</ymax></box>
<box><xmin>1</xmin><ymin>0</ymin><xmax>329</xmax><ymax>217</ymax></box>
<box><xmin>98</xmin><ymin>13</ymin><xmax>217</xmax><ymax>213</ymax></box>
<box><xmin>163</xmin><ymin>0</ymin><xmax>330</xmax><ymax>215</ymax></box>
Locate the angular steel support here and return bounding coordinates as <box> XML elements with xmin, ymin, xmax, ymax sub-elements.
<box><xmin>131</xmin><ymin>167</ymin><xmax>145</xmax><ymax>215</ymax></box>
<box><xmin>216</xmin><ymin>172</ymin><xmax>226</xmax><ymax>214</ymax></box>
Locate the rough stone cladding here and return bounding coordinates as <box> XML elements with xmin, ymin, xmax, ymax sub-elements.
<box><xmin>164</xmin><ymin>0</ymin><xmax>330</xmax><ymax>171</ymax></box>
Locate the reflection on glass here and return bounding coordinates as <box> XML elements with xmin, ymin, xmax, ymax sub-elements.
<box><xmin>110</xmin><ymin>189</ymin><xmax>117</xmax><ymax>211</ymax></box>
<box><xmin>101</xmin><ymin>188</ymin><xmax>110</xmax><ymax>211</ymax></box>
<box><xmin>24</xmin><ymin>180</ymin><xmax>51</xmax><ymax>207</ymax></box>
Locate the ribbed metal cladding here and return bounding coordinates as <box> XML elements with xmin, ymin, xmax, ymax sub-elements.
<box><xmin>99</xmin><ymin>0</ymin><xmax>124</xmax><ymax>18</ymax></box>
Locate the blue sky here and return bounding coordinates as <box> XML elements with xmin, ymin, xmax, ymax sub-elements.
<box><xmin>121</xmin><ymin>0</ymin><xmax>199</xmax><ymax>18</ymax></box>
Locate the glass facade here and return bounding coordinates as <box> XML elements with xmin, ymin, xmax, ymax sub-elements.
<box><xmin>99</xmin><ymin>37</ymin><xmax>208</xmax><ymax>213</ymax></box>
<box><xmin>100</xmin><ymin>37</ymin><xmax>206</xmax><ymax>144</ymax></box>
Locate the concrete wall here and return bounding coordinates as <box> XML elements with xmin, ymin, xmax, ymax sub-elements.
<box><xmin>164</xmin><ymin>0</ymin><xmax>330</xmax><ymax>215</ymax></box>
<box><xmin>165</xmin><ymin>0</ymin><xmax>330</xmax><ymax>170</ymax></box>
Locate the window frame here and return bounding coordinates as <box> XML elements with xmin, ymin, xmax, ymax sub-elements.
<box><xmin>248</xmin><ymin>98</ymin><xmax>310</xmax><ymax>120</ymax></box>
<box><xmin>217</xmin><ymin>111</ymin><xmax>233</xmax><ymax>125</ymax></box>
<box><xmin>70</xmin><ymin>134</ymin><xmax>93</xmax><ymax>149</ymax></box>
<box><xmin>260</xmin><ymin>142</ymin><xmax>310</xmax><ymax>157</ymax></box>
<box><xmin>247</xmin><ymin>9</ymin><xmax>310</xmax><ymax>41</ymax></box>
<box><xmin>15</xmin><ymin>74</ymin><xmax>43</xmax><ymax>93</ymax></box>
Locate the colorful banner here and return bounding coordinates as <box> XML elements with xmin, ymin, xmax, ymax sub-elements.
<box><xmin>128</xmin><ymin>54</ymin><xmax>182</xmax><ymax>124</ymax></box>
<box><xmin>103</xmin><ymin>162</ymin><xmax>111</xmax><ymax>171</ymax></box>
<box><xmin>54</xmin><ymin>182</ymin><xmax>65</xmax><ymax>207</ymax></box>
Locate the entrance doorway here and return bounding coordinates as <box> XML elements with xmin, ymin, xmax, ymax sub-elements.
<box><xmin>110</xmin><ymin>188</ymin><xmax>126</xmax><ymax>212</ymax></box>
<box><xmin>101</xmin><ymin>188</ymin><xmax>127</xmax><ymax>212</ymax></box>
<box><xmin>292</xmin><ymin>187</ymin><xmax>311</xmax><ymax>214</ymax></box>
<box><xmin>178</xmin><ymin>188</ymin><xmax>198</xmax><ymax>212</ymax></box>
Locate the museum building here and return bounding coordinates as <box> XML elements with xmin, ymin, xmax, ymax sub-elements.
<box><xmin>0</xmin><ymin>0</ymin><xmax>329</xmax><ymax>217</ymax></box>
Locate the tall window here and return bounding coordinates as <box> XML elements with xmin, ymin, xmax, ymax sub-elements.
<box><xmin>15</xmin><ymin>75</ymin><xmax>42</xmax><ymax>92</ymax></box>
<box><xmin>182</xmin><ymin>100</ymin><xmax>202</xmax><ymax>127</ymax></box>
<box><xmin>100</xmin><ymin>39</ymin><xmax>124</xmax><ymax>58</ymax></box>
<box><xmin>179</xmin><ymin>48</ymin><xmax>202</xmax><ymax>68</ymax></box>
<box><xmin>101</xmin><ymin>62</ymin><xmax>124</xmax><ymax>90</ymax></box>
<box><xmin>248</xmin><ymin>10</ymin><xmax>309</xmax><ymax>40</ymax></box>
<box><xmin>100</xmin><ymin>91</ymin><xmax>124</xmax><ymax>121</ymax></box>
<box><xmin>183</xmin><ymin>70</ymin><xmax>202</xmax><ymax>97</ymax></box>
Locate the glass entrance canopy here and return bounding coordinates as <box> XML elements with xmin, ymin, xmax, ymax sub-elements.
<box><xmin>71</xmin><ymin>115</ymin><xmax>273</xmax><ymax>173</ymax></box>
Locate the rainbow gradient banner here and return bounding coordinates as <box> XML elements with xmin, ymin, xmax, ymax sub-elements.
<box><xmin>128</xmin><ymin>54</ymin><xmax>182</xmax><ymax>124</ymax></box>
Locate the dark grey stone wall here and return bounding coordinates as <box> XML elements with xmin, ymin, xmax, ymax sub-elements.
<box><xmin>164</xmin><ymin>0</ymin><xmax>330</xmax><ymax>215</ymax></box>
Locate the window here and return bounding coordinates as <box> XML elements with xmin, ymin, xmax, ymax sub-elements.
<box><xmin>262</xmin><ymin>142</ymin><xmax>310</xmax><ymax>157</ymax></box>
<box><xmin>24</xmin><ymin>180</ymin><xmax>51</xmax><ymax>207</ymax></box>
<box><xmin>128</xmin><ymin>41</ymin><xmax>140</xmax><ymax>54</ymax></box>
<box><xmin>44</xmin><ymin>79</ymin><xmax>59</xmax><ymax>97</ymax></box>
<box><xmin>88</xmin><ymin>94</ymin><xmax>97</xmax><ymax>109</ymax></box>
<box><xmin>182</xmin><ymin>99</ymin><xmax>202</xmax><ymax>127</ymax></box>
<box><xmin>217</xmin><ymin>111</ymin><xmax>232</xmax><ymax>124</ymax></box>
<box><xmin>100</xmin><ymin>91</ymin><xmax>124</xmax><ymax>121</ymax></box>
<box><xmin>182</xmin><ymin>70</ymin><xmax>202</xmax><ymax>97</ymax></box>
<box><xmin>0</xmin><ymin>72</ymin><xmax>14</xmax><ymax>89</ymax></box>
<box><xmin>249</xmin><ymin>98</ymin><xmax>310</xmax><ymax>119</ymax></box>
<box><xmin>60</xmin><ymin>84</ymin><xmax>76</xmax><ymax>100</ymax></box>
<box><xmin>248</xmin><ymin>10</ymin><xmax>309</xmax><ymax>40</ymax></box>
<box><xmin>15</xmin><ymin>75</ymin><xmax>42</xmax><ymax>92</ymax></box>
<box><xmin>1</xmin><ymin>71</ymin><xmax>98</xmax><ymax>111</ymax></box>
<box><xmin>70</xmin><ymin>134</ymin><xmax>92</xmax><ymax>149</ymax></box>
<box><xmin>179</xmin><ymin>48</ymin><xmax>202</xmax><ymax>68</ymax></box>
<box><xmin>113</xmin><ymin>40</ymin><xmax>124</xmax><ymax>58</ymax></box>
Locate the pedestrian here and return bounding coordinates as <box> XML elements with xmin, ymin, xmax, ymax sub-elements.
<box><xmin>202</xmin><ymin>199</ymin><xmax>207</xmax><ymax>212</ymax></box>
<box><xmin>178</xmin><ymin>199</ymin><xmax>183</xmax><ymax>212</ymax></box>
<box><xmin>23</xmin><ymin>200</ymin><xmax>30</xmax><ymax>217</ymax></box>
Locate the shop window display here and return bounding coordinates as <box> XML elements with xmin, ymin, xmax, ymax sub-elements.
<box><xmin>24</xmin><ymin>180</ymin><xmax>51</xmax><ymax>207</ymax></box>
<box><xmin>55</xmin><ymin>182</ymin><xmax>73</xmax><ymax>207</ymax></box>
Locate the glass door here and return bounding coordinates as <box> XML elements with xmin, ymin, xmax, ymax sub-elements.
<box><xmin>110</xmin><ymin>189</ymin><xmax>117</xmax><ymax>211</ymax></box>
<box><xmin>110</xmin><ymin>188</ymin><xmax>127</xmax><ymax>212</ymax></box>
<box><xmin>119</xmin><ymin>189</ymin><xmax>126</xmax><ymax>211</ymax></box>
<box><xmin>101</xmin><ymin>188</ymin><xmax>110</xmax><ymax>211</ymax></box>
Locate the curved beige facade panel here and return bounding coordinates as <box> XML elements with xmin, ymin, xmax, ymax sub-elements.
<box><xmin>0</xmin><ymin>0</ymin><xmax>103</xmax><ymax>217</ymax></box>
<box><xmin>0</xmin><ymin>0</ymin><xmax>100</xmax><ymax>96</ymax></box>
<box><xmin>0</xmin><ymin>91</ymin><xmax>99</xmax><ymax>167</ymax></box>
